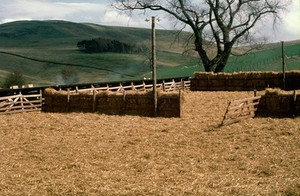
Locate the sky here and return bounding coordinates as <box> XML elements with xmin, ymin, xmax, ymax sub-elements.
<box><xmin>0</xmin><ymin>0</ymin><xmax>299</xmax><ymax>42</ymax></box>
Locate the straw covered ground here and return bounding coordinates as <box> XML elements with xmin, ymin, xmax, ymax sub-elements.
<box><xmin>0</xmin><ymin>91</ymin><xmax>299</xmax><ymax>195</ymax></box>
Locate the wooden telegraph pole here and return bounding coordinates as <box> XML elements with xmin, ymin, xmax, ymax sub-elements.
<box><xmin>152</xmin><ymin>16</ymin><xmax>157</xmax><ymax>116</ymax></box>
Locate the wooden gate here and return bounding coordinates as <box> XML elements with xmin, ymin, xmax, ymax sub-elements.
<box><xmin>0</xmin><ymin>91</ymin><xmax>43</xmax><ymax>114</ymax></box>
<box><xmin>221</xmin><ymin>96</ymin><xmax>261</xmax><ymax>126</ymax></box>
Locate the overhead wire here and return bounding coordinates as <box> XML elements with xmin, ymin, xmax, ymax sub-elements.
<box><xmin>0</xmin><ymin>51</ymin><xmax>135</xmax><ymax>77</ymax></box>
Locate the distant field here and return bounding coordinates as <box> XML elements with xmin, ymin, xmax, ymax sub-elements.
<box><xmin>0</xmin><ymin>20</ymin><xmax>199</xmax><ymax>85</ymax></box>
<box><xmin>0</xmin><ymin>20</ymin><xmax>299</xmax><ymax>86</ymax></box>
<box><xmin>225</xmin><ymin>43</ymin><xmax>300</xmax><ymax>72</ymax></box>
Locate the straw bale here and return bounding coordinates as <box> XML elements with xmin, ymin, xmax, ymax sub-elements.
<box><xmin>69</xmin><ymin>94</ymin><xmax>93</xmax><ymax>112</ymax></box>
<box><xmin>265</xmin><ymin>88</ymin><xmax>297</xmax><ymax>95</ymax></box>
<box><xmin>44</xmin><ymin>88</ymin><xmax>69</xmax><ymax>95</ymax></box>
<box><xmin>194</xmin><ymin>72</ymin><xmax>212</xmax><ymax>79</ymax></box>
<box><xmin>158</xmin><ymin>96</ymin><xmax>181</xmax><ymax>117</ymax></box>
<box><xmin>78</xmin><ymin>90</ymin><xmax>93</xmax><ymax>95</ymax></box>
<box><xmin>157</xmin><ymin>91</ymin><xmax>179</xmax><ymax>98</ymax></box>
<box><xmin>208</xmin><ymin>73</ymin><xmax>218</xmax><ymax>80</ymax></box>
<box><xmin>96</xmin><ymin>91</ymin><xmax>120</xmax><ymax>97</ymax></box>
<box><xmin>249</xmin><ymin>71</ymin><xmax>264</xmax><ymax>79</ymax></box>
<box><xmin>286</xmin><ymin>70</ymin><xmax>300</xmax><ymax>77</ymax></box>
<box><xmin>257</xmin><ymin>88</ymin><xmax>300</xmax><ymax>117</ymax></box>
<box><xmin>215</xmin><ymin>72</ymin><xmax>230</xmax><ymax>79</ymax></box>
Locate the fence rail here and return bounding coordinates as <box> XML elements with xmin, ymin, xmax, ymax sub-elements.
<box><xmin>63</xmin><ymin>79</ymin><xmax>190</xmax><ymax>94</ymax></box>
<box><xmin>221</xmin><ymin>96</ymin><xmax>261</xmax><ymax>126</ymax></box>
<box><xmin>0</xmin><ymin>91</ymin><xmax>43</xmax><ymax>114</ymax></box>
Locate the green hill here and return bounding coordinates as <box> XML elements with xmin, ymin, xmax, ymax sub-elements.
<box><xmin>0</xmin><ymin>20</ymin><xmax>299</xmax><ymax>87</ymax></box>
<box><xmin>0</xmin><ymin>20</ymin><xmax>198</xmax><ymax>86</ymax></box>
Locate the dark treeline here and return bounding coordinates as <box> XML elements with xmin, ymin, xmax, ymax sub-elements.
<box><xmin>77</xmin><ymin>37</ymin><xmax>145</xmax><ymax>53</ymax></box>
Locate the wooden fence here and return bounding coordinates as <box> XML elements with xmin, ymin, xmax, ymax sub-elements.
<box><xmin>63</xmin><ymin>79</ymin><xmax>190</xmax><ymax>94</ymax></box>
<box><xmin>0</xmin><ymin>79</ymin><xmax>189</xmax><ymax>114</ymax></box>
<box><xmin>0</xmin><ymin>91</ymin><xmax>43</xmax><ymax>114</ymax></box>
<box><xmin>221</xmin><ymin>96</ymin><xmax>261</xmax><ymax>126</ymax></box>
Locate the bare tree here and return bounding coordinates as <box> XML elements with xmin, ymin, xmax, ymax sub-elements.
<box><xmin>113</xmin><ymin>0</ymin><xmax>290</xmax><ymax>72</ymax></box>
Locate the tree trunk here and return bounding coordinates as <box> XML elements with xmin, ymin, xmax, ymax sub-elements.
<box><xmin>203</xmin><ymin>63</ymin><xmax>214</xmax><ymax>72</ymax></box>
<box><xmin>213</xmin><ymin>45</ymin><xmax>232</xmax><ymax>73</ymax></box>
<box><xmin>214</xmin><ymin>62</ymin><xmax>225</xmax><ymax>73</ymax></box>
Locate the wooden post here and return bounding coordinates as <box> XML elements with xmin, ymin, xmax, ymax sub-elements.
<box><xmin>19</xmin><ymin>92</ymin><xmax>24</xmax><ymax>111</ymax></box>
<box><xmin>75</xmin><ymin>86</ymin><xmax>79</xmax><ymax>94</ymax></box>
<box><xmin>92</xmin><ymin>89</ymin><xmax>96</xmax><ymax>112</ymax></box>
<box><xmin>282</xmin><ymin>41</ymin><xmax>286</xmax><ymax>90</ymax></box>
<box><xmin>39</xmin><ymin>89</ymin><xmax>43</xmax><ymax>109</ymax></box>
<box><xmin>292</xmin><ymin>90</ymin><xmax>297</xmax><ymax>117</ymax></box>
<box><xmin>142</xmin><ymin>81</ymin><xmax>146</xmax><ymax>91</ymax></box>
<box><xmin>181</xmin><ymin>79</ymin><xmax>185</xmax><ymax>91</ymax></box>
<box><xmin>67</xmin><ymin>88</ymin><xmax>70</xmax><ymax>112</ymax></box>
<box><xmin>152</xmin><ymin>16</ymin><xmax>157</xmax><ymax>116</ymax></box>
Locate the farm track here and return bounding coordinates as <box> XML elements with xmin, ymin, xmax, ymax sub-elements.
<box><xmin>0</xmin><ymin>91</ymin><xmax>299</xmax><ymax>195</ymax></box>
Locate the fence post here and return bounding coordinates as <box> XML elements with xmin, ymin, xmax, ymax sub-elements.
<box><xmin>92</xmin><ymin>89</ymin><xmax>96</xmax><ymax>112</ymax></box>
<box><xmin>67</xmin><ymin>88</ymin><xmax>70</xmax><ymax>112</ymax></box>
<box><xmin>181</xmin><ymin>79</ymin><xmax>185</xmax><ymax>91</ymax></box>
<box><xmin>282</xmin><ymin>41</ymin><xmax>286</xmax><ymax>90</ymax></box>
<box><xmin>292</xmin><ymin>90</ymin><xmax>297</xmax><ymax>117</ymax></box>
<box><xmin>162</xmin><ymin>80</ymin><xmax>165</xmax><ymax>92</ymax></box>
<box><xmin>39</xmin><ymin>89</ymin><xmax>43</xmax><ymax>108</ymax></box>
<box><xmin>19</xmin><ymin>92</ymin><xmax>24</xmax><ymax>111</ymax></box>
<box><xmin>131</xmin><ymin>82</ymin><xmax>135</xmax><ymax>91</ymax></box>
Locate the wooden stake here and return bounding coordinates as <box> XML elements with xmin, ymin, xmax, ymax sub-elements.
<box><xmin>282</xmin><ymin>41</ymin><xmax>286</xmax><ymax>90</ymax></box>
<box><xmin>152</xmin><ymin>16</ymin><xmax>157</xmax><ymax>116</ymax></box>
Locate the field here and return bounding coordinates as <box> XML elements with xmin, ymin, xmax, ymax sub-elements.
<box><xmin>0</xmin><ymin>91</ymin><xmax>299</xmax><ymax>195</ymax></box>
<box><xmin>0</xmin><ymin>20</ymin><xmax>198</xmax><ymax>85</ymax></box>
<box><xmin>0</xmin><ymin>21</ymin><xmax>299</xmax><ymax>86</ymax></box>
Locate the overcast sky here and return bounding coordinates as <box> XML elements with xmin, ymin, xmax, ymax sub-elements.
<box><xmin>0</xmin><ymin>0</ymin><xmax>299</xmax><ymax>42</ymax></box>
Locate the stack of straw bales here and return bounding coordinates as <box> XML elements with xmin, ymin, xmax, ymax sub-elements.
<box><xmin>257</xmin><ymin>88</ymin><xmax>300</xmax><ymax>117</ymax></box>
<box><xmin>43</xmin><ymin>88</ymin><xmax>69</xmax><ymax>112</ymax></box>
<box><xmin>43</xmin><ymin>88</ymin><xmax>183</xmax><ymax>117</ymax></box>
<box><xmin>157</xmin><ymin>91</ymin><xmax>183</xmax><ymax>117</ymax></box>
<box><xmin>192</xmin><ymin>71</ymin><xmax>300</xmax><ymax>91</ymax></box>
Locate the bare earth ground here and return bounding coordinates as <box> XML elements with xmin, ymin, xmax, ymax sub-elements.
<box><xmin>0</xmin><ymin>91</ymin><xmax>299</xmax><ymax>195</ymax></box>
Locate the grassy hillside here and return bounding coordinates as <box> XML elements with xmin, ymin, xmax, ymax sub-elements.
<box><xmin>225</xmin><ymin>41</ymin><xmax>300</xmax><ymax>72</ymax></box>
<box><xmin>0</xmin><ymin>20</ymin><xmax>299</xmax><ymax>86</ymax></box>
<box><xmin>0</xmin><ymin>20</ymin><xmax>198</xmax><ymax>86</ymax></box>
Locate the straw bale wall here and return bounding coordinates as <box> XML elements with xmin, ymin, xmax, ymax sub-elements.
<box><xmin>257</xmin><ymin>89</ymin><xmax>300</xmax><ymax>117</ymax></box>
<box><xmin>191</xmin><ymin>71</ymin><xmax>300</xmax><ymax>91</ymax></box>
<box><xmin>43</xmin><ymin>89</ymin><xmax>182</xmax><ymax>117</ymax></box>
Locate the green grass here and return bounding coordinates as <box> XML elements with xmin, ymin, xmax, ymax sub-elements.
<box><xmin>0</xmin><ymin>20</ymin><xmax>299</xmax><ymax>86</ymax></box>
<box><xmin>225</xmin><ymin>43</ymin><xmax>300</xmax><ymax>72</ymax></box>
<box><xmin>0</xmin><ymin>20</ymin><xmax>196</xmax><ymax>85</ymax></box>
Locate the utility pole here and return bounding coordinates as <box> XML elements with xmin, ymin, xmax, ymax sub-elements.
<box><xmin>152</xmin><ymin>16</ymin><xmax>157</xmax><ymax>116</ymax></box>
<box><xmin>281</xmin><ymin>41</ymin><xmax>286</xmax><ymax>90</ymax></box>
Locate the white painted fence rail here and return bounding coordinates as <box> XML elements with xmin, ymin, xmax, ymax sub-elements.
<box><xmin>0</xmin><ymin>90</ymin><xmax>43</xmax><ymax>114</ymax></box>
<box><xmin>65</xmin><ymin>79</ymin><xmax>190</xmax><ymax>94</ymax></box>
